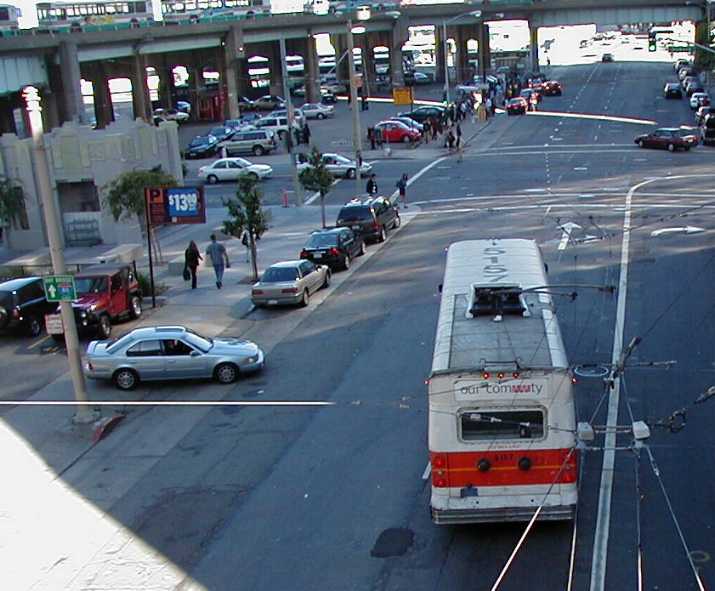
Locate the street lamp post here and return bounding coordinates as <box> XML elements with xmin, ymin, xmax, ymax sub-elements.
<box><xmin>441</xmin><ymin>10</ymin><xmax>482</xmax><ymax>105</ymax></box>
<box><xmin>347</xmin><ymin>9</ymin><xmax>370</xmax><ymax>194</ymax></box>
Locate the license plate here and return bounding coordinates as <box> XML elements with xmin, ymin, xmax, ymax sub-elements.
<box><xmin>314</xmin><ymin>252</ymin><xmax>323</xmax><ymax>258</ymax></box>
<box><xmin>352</xmin><ymin>225</ymin><xmax>361</xmax><ymax>230</ymax></box>
<box><xmin>268</xmin><ymin>299</ymin><xmax>278</xmax><ymax>305</ymax></box>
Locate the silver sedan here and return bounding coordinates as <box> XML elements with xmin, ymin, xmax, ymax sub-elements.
<box><xmin>296</xmin><ymin>153</ymin><xmax>372</xmax><ymax>179</ymax></box>
<box><xmin>84</xmin><ymin>326</ymin><xmax>265</xmax><ymax>390</ymax></box>
<box><xmin>251</xmin><ymin>260</ymin><xmax>330</xmax><ymax>307</ymax></box>
<box><xmin>299</xmin><ymin>102</ymin><xmax>335</xmax><ymax>120</ymax></box>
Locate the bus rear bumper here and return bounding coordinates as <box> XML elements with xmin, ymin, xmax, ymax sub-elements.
<box><xmin>431</xmin><ymin>503</ymin><xmax>576</xmax><ymax>525</ymax></box>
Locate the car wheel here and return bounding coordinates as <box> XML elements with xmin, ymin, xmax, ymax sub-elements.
<box><xmin>300</xmin><ymin>290</ymin><xmax>310</xmax><ymax>307</ymax></box>
<box><xmin>343</xmin><ymin>255</ymin><xmax>351</xmax><ymax>270</ymax></box>
<box><xmin>402</xmin><ymin>135</ymin><xmax>411</xmax><ymax>144</ymax></box>
<box><xmin>214</xmin><ymin>362</ymin><xmax>239</xmax><ymax>384</ymax></box>
<box><xmin>638</xmin><ymin>140</ymin><xmax>645</xmax><ymax>148</ymax></box>
<box><xmin>317</xmin><ymin>113</ymin><xmax>326</xmax><ymax>120</ymax></box>
<box><xmin>346</xmin><ymin>168</ymin><xmax>356</xmax><ymax>179</ymax></box>
<box><xmin>27</xmin><ymin>317</ymin><xmax>42</xmax><ymax>338</ymax></box>
<box><xmin>668</xmin><ymin>143</ymin><xmax>675</xmax><ymax>152</ymax></box>
<box><xmin>129</xmin><ymin>295</ymin><xmax>142</xmax><ymax>319</ymax></box>
<box><xmin>393</xmin><ymin>214</ymin><xmax>401</xmax><ymax>229</ymax></box>
<box><xmin>253</xmin><ymin>145</ymin><xmax>265</xmax><ymax>156</ymax></box>
<box><xmin>378</xmin><ymin>226</ymin><xmax>386</xmax><ymax>242</ymax></box>
<box><xmin>359</xmin><ymin>241</ymin><xmax>366</xmax><ymax>256</ymax></box>
<box><xmin>113</xmin><ymin>368</ymin><xmax>138</xmax><ymax>391</ymax></box>
<box><xmin>207</xmin><ymin>174</ymin><xmax>219</xmax><ymax>184</ymax></box>
<box><xmin>98</xmin><ymin>315</ymin><xmax>112</xmax><ymax>339</ymax></box>
<box><xmin>323</xmin><ymin>270</ymin><xmax>331</xmax><ymax>288</ymax></box>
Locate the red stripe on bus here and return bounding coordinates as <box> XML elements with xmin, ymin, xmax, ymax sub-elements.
<box><xmin>430</xmin><ymin>448</ymin><xmax>578</xmax><ymax>488</ymax></box>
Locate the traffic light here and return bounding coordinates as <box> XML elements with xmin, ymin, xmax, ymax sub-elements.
<box><xmin>649</xmin><ymin>31</ymin><xmax>657</xmax><ymax>52</ymax></box>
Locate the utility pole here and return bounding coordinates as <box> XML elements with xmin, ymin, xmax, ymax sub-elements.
<box><xmin>24</xmin><ymin>87</ymin><xmax>96</xmax><ymax>424</ymax></box>
<box><xmin>346</xmin><ymin>19</ymin><xmax>364</xmax><ymax>194</ymax></box>
<box><xmin>279</xmin><ymin>36</ymin><xmax>304</xmax><ymax>205</ymax></box>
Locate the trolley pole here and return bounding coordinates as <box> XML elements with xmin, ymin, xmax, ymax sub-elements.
<box><xmin>25</xmin><ymin>87</ymin><xmax>96</xmax><ymax>424</ymax></box>
<box><xmin>279</xmin><ymin>36</ymin><xmax>304</xmax><ymax>205</ymax></box>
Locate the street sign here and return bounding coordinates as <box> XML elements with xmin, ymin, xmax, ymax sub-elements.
<box><xmin>668</xmin><ymin>46</ymin><xmax>691</xmax><ymax>53</ymax></box>
<box><xmin>392</xmin><ymin>87</ymin><xmax>413</xmax><ymax>105</ymax></box>
<box><xmin>43</xmin><ymin>275</ymin><xmax>76</xmax><ymax>302</ymax></box>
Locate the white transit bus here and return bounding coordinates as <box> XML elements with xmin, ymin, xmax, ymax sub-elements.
<box><xmin>428</xmin><ymin>239</ymin><xmax>578</xmax><ymax>525</ymax></box>
<box><xmin>0</xmin><ymin>4</ymin><xmax>21</xmax><ymax>30</ymax></box>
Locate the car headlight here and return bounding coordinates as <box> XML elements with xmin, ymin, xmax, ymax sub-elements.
<box><xmin>80</xmin><ymin>311</ymin><xmax>87</xmax><ymax>318</ymax></box>
<box><xmin>246</xmin><ymin>355</ymin><xmax>258</xmax><ymax>363</ymax></box>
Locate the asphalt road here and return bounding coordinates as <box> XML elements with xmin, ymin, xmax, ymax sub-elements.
<box><xmin>6</xmin><ymin>52</ymin><xmax>715</xmax><ymax>590</ymax></box>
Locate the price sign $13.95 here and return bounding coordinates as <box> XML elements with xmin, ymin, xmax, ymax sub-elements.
<box><xmin>167</xmin><ymin>188</ymin><xmax>199</xmax><ymax>217</ymax></box>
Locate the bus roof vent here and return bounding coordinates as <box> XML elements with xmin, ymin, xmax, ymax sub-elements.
<box><xmin>468</xmin><ymin>284</ymin><xmax>527</xmax><ymax>319</ymax></box>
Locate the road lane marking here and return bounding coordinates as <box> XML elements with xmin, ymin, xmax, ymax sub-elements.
<box><xmin>305</xmin><ymin>178</ymin><xmax>341</xmax><ymax>205</ymax></box>
<box><xmin>27</xmin><ymin>335</ymin><xmax>51</xmax><ymax>350</ymax></box>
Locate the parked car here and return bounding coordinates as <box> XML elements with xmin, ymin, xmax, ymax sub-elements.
<box><xmin>154</xmin><ymin>108</ymin><xmax>189</xmax><ymax>123</ymax></box>
<box><xmin>389</xmin><ymin>116</ymin><xmax>424</xmax><ymax>132</ymax></box>
<box><xmin>221</xmin><ymin>129</ymin><xmax>277</xmax><ymax>157</ymax></box>
<box><xmin>184</xmin><ymin>135</ymin><xmax>220</xmax><ymax>159</ymax></box>
<box><xmin>373</xmin><ymin>120</ymin><xmax>421</xmax><ymax>143</ymax></box>
<box><xmin>398</xmin><ymin>105</ymin><xmax>446</xmax><ymax>124</ymax></box>
<box><xmin>254</xmin><ymin>115</ymin><xmax>300</xmax><ymax>140</ymax></box>
<box><xmin>84</xmin><ymin>326</ymin><xmax>264</xmax><ymax>390</ymax></box>
<box><xmin>696</xmin><ymin>105</ymin><xmax>714</xmax><ymax>126</ymax></box>
<box><xmin>299</xmin><ymin>102</ymin><xmax>335</xmax><ymax>119</ymax></box>
<box><xmin>542</xmin><ymin>80</ymin><xmax>563</xmax><ymax>96</ymax></box>
<box><xmin>238</xmin><ymin>96</ymin><xmax>257</xmax><ymax>111</ymax></box>
<box><xmin>198</xmin><ymin>158</ymin><xmax>273</xmax><ymax>184</ymax></box>
<box><xmin>320</xmin><ymin>88</ymin><xmax>338</xmax><ymax>104</ymax></box>
<box><xmin>252</xmin><ymin>95</ymin><xmax>286</xmax><ymax>111</ymax></box>
<box><xmin>601</xmin><ymin>53</ymin><xmax>614</xmax><ymax>62</ymax></box>
<box><xmin>663</xmin><ymin>83</ymin><xmax>683</xmax><ymax>99</ymax></box>
<box><xmin>674</xmin><ymin>58</ymin><xmax>690</xmax><ymax>71</ymax></box>
<box><xmin>176</xmin><ymin>100</ymin><xmax>191</xmax><ymax>113</ymax></box>
<box><xmin>634</xmin><ymin>127</ymin><xmax>698</xmax><ymax>151</ymax></box>
<box><xmin>413</xmin><ymin>71</ymin><xmax>435</xmax><ymax>85</ymax></box>
<box><xmin>268</xmin><ymin>108</ymin><xmax>305</xmax><ymax>126</ymax></box>
<box><xmin>299</xmin><ymin>227</ymin><xmax>366</xmax><ymax>270</ymax></box>
<box><xmin>251</xmin><ymin>260</ymin><xmax>330</xmax><ymax>307</ymax></box>
<box><xmin>46</xmin><ymin>264</ymin><xmax>142</xmax><ymax>341</ymax></box>
<box><xmin>335</xmin><ymin>196</ymin><xmax>400</xmax><ymax>243</ymax></box>
<box><xmin>686</xmin><ymin>82</ymin><xmax>705</xmax><ymax>97</ymax></box>
<box><xmin>700</xmin><ymin>113</ymin><xmax>715</xmax><ymax>145</ymax></box>
<box><xmin>223</xmin><ymin>116</ymin><xmax>259</xmax><ymax>131</ymax></box>
<box><xmin>0</xmin><ymin>276</ymin><xmax>56</xmax><ymax>337</ymax></box>
<box><xmin>208</xmin><ymin>126</ymin><xmax>237</xmax><ymax>144</ymax></box>
<box><xmin>297</xmin><ymin>152</ymin><xmax>371</xmax><ymax>179</ymax></box>
<box><xmin>690</xmin><ymin>92</ymin><xmax>710</xmax><ymax>109</ymax></box>
<box><xmin>506</xmin><ymin>97</ymin><xmax>528</xmax><ymax>115</ymax></box>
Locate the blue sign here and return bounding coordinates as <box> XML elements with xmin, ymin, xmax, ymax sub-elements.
<box><xmin>167</xmin><ymin>188</ymin><xmax>200</xmax><ymax>218</ymax></box>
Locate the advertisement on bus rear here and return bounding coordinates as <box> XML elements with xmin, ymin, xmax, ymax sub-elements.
<box><xmin>454</xmin><ymin>378</ymin><xmax>549</xmax><ymax>401</ymax></box>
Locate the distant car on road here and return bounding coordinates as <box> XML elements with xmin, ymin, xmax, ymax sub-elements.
<box><xmin>690</xmin><ymin>92</ymin><xmax>710</xmax><ymax>109</ymax></box>
<box><xmin>634</xmin><ymin>127</ymin><xmax>698</xmax><ymax>151</ymax></box>
<box><xmin>85</xmin><ymin>326</ymin><xmax>265</xmax><ymax>390</ymax></box>
<box><xmin>238</xmin><ymin>96</ymin><xmax>257</xmax><ymax>112</ymax></box>
<box><xmin>601</xmin><ymin>53</ymin><xmax>614</xmax><ymax>62</ymax></box>
<box><xmin>252</xmin><ymin>95</ymin><xmax>286</xmax><ymax>111</ymax></box>
<box><xmin>373</xmin><ymin>120</ymin><xmax>421</xmax><ymax>143</ymax></box>
<box><xmin>413</xmin><ymin>71</ymin><xmax>435</xmax><ymax>85</ymax></box>
<box><xmin>198</xmin><ymin>158</ymin><xmax>273</xmax><ymax>184</ymax></box>
<box><xmin>664</xmin><ymin>83</ymin><xmax>683</xmax><ymax>99</ymax></box>
<box><xmin>184</xmin><ymin>135</ymin><xmax>220</xmax><ymax>159</ymax></box>
<box><xmin>221</xmin><ymin>129</ymin><xmax>277</xmax><ymax>157</ymax></box>
<box><xmin>297</xmin><ymin>152</ymin><xmax>371</xmax><ymax>179</ymax></box>
<box><xmin>299</xmin><ymin>227</ymin><xmax>366</xmax><ymax>270</ymax></box>
<box><xmin>154</xmin><ymin>108</ymin><xmax>189</xmax><ymax>123</ymax></box>
<box><xmin>541</xmin><ymin>80</ymin><xmax>563</xmax><ymax>96</ymax></box>
<box><xmin>251</xmin><ymin>260</ymin><xmax>331</xmax><ymax>308</ymax></box>
<box><xmin>299</xmin><ymin>102</ymin><xmax>335</xmax><ymax>119</ymax></box>
<box><xmin>336</xmin><ymin>196</ymin><xmax>400</xmax><ymax>243</ymax></box>
<box><xmin>0</xmin><ymin>276</ymin><xmax>55</xmax><ymax>337</ymax></box>
<box><xmin>506</xmin><ymin>97</ymin><xmax>528</xmax><ymax>115</ymax></box>
<box><xmin>398</xmin><ymin>105</ymin><xmax>446</xmax><ymax>124</ymax></box>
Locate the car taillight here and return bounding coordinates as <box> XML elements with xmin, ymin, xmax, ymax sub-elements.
<box><xmin>300</xmin><ymin>250</ymin><xmax>309</xmax><ymax>259</ymax></box>
<box><xmin>252</xmin><ymin>289</ymin><xmax>264</xmax><ymax>296</ymax></box>
<box><xmin>12</xmin><ymin>307</ymin><xmax>20</xmax><ymax>319</ymax></box>
<box><xmin>373</xmin><ymin>221</ymin><xmax>380</xmax><ymax>230</ymax></box>
<box><xmin>281</xmin><ymin>288</ymin><xmax>298</xmax><ymax>294</ymax></box>
<box><xmin>329</xmin><ymin>247</ymin><xmax>340</xmax><ymax>256</ymax></box>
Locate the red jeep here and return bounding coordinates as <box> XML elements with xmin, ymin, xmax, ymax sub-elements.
<box><xmin>46</xmin><ymin>264</ymin><xmax>143</xmax><ymax>340</ymax></box>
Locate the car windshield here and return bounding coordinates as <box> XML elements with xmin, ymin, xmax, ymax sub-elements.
<box><xmin>184</xmin><ymin>329</ymin><xmax>213</xmax><ymax>353</ymax></box>
<box><xmin>75</xmin><ymin>276</ymin><xmax>108</xmax><ymax>295</ymax></box>
<box><xmin>306</xmin><ymin>233</ymin><xmax>338</xmax><ymax>248</ymax></box>
<box><xmin>262</xmin><ymin>267</ymin><xmax>299</xmax><ymax>282</ymax></box>
<box><xmin>338</xmin><ymin>206</ymin><xmax>372</xmax><ymax>222</ymax></box>
<box><xmin>334</xmin><ymin>155</ymin><xmax>351</xmax><ymax>164</ymax></box>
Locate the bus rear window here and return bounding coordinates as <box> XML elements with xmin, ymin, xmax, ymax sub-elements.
<box><xmin>460</xmin><ymin>409</ymin><xmax>544</xmax><ymax>441</ymax></box>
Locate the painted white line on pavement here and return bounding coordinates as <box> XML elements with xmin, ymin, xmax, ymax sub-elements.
<box><xmin>485</xmin><ymin>143</ymin><xmax>634</xmax><ymax>151</ymax></box>
<box><xmin>0</xmin><ymin>400</ymin><xmax>337</xmax><ymax>407</ymax></box>
<box><xmin>389</xmin><ymin>156</ymin><xmax>448</xmax><ymax>202</ymax></box>
<box><xmin>422</xmin><ymin>462</ymin><xmax>432</xmax><ymax>480</ymax></box>
<box><xmin>305</xmin><ymin>178</ymin><xmax>341</xmax><ymax>205</ymax></box>
<box><xmin>528</xmin><ymin>110</ymin><xmax>656</xmax><ymax>126</ymax></box>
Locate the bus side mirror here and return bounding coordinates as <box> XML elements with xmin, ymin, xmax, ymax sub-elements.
<box><xmin>438</xmin><ymin>284</ymin><xmax>443</xmax><ymax>293</ymax></box>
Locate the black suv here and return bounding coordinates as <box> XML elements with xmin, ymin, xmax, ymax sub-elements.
<box><xmin>300</xmin><ymin>227</ymin><xmax>366</xmax><ymax>270</ymax></box>
<box><xmin>0</xmin><ymin>277</ymin><xmax>55</xmax><ymax>337</ymax></box>
<box><xmin>398</xmin><ymin>105</ymin><xmax>446</xmax><ymax>124</ymax></box>
<box><xmin>336</xmin><ymin>197</ymin><xmax>400</xmax><ymax>243</ymax></box>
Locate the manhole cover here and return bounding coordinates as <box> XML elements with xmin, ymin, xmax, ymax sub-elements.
<box><xmin>574</xmin><ymin>364</ymin><xmax>610</xmax><ymax>378</ymax></box>
<box><xmin>370</xmin><ymin>527</ymin><xmax>414</xmax><ymax>558</ymax></box>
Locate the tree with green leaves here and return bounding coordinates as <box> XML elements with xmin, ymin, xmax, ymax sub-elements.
<box><xmin>103</xmin><ymin>166</ymin><xmax>177</xmax><ymax>231</ymax></box>
<box><xmin>0</xmin><ymin>177</ymin><xmax>25</xmax><ymax>241</ymax></box>
<box><xmin>298</xmin><ymin>146</ymin><xmax>334</xmax><ymax>228</ymax></box>
<box><xmin>223</xmin><ymin>175</ymin><xmax>269</xmax><ymax>282</ymax></box>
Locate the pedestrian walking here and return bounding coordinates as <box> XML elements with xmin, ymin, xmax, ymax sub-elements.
<box><xmin>423</xmin><ymin>119</ymin><xmax>431</xmax><ymax>143</ymax></box>
<box><xmin>366</xmin><ymin>173</ymin><xmax>378</xmax><ymax>196</ymax></box>
<box><xmin>375</xmin><ymin>126</ymin><xmax>383</xmax><ymax>147</ymax></box>
<box><xmin>456</xmin><ymin>123</ymin><xmax>462</xmax><ymax>148</ymax></box>
<box><xmin>361</xmin><ymin>94</ymin><xmax>368</xmax><ymax>111</ymax></box>
<box><xmin>293</xmin><ymin>126</ymin><xmax>302</xmax><ymax>146</ymax></box>
<box><xmin>446</xmin><ymin>129</ymin><xmax>455</xmax><ymax>151</ymax></box>
<box><xmin>368</xmin><ymin>126</ymin><xmax>376</xmax><ymax>150</ymax></box>
<box><xmin>302</xmin><ymin>121</ymin><xmax>311</xmax><ymax>145</ymax></box>
<box><xmin>205</xmin><ymin>234</ymin><xmax>230</xmax><ymax>289</ymax></box>
<box><xmin>241</xmin><ymin>229</ymin><xmax>251</xmax><ymax>262</ymax></box>
<box><xmin>396</xmin><ymin>173</ymin><xmax>408</xmax><ymax>208</ymax></box>
<box><xmin>485</xmin><ymin>96</ymin><xmax>492</xmax><ymax>118</ymax></box>
<box><xmin>356</xmin><ymin>150</ymin><xmax>363</xmax><ymax>169</ymax></box>
<box><xmin>433</xmin><ymin>118</ymin><xmax>440</xmax><ymax>139</ymax></box>
<box><xmin>184</xmin><ymin>240</ymin><xmax>202</xmax><ymax>289</ymax></box>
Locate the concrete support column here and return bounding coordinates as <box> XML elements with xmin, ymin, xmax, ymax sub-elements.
<box><xmin>159</xmin><ymin>59</ymin><xmax>175</xmax><ymax>109</ymax></box>
<box><xmin>224</xmin><ymin>24</ymin><xmax>244</xmax><ymax>119</ymax></box>
<box><xmin>92</xmin><ymin>66</ymin><xmax>114</xmax><ymax>129</ymax></box>
<box><xmin>41</xmin><ymin>88</ymin><xmax>61</xmax><ymax>131</ymax></box>
<box><xmin>58</xmin><ymin>41</ymin><xmax>87</xmax><ymax>124</ymax></box>
<box><xmin>454</xmin><ymin>27</ymin><xmax>469</xmax><ymax>85</ymax></box>
<box><xmin>192</xmin><ymin>66</ymin><xmax>203</xmax><ymax>121</ymax></box>
<box><xmin>331</xmin><ymin>33</ymin><xmax>350</xmax><ymax>85</ymax></box>
<box><xmin>305</xmin><ymin>34</ymin><xmax>321</xmax><ymax>103</ymax></box>
<box><xmin>434</xmin><ymin>26</ymin><xmax>446</xmax><ymax>84</ymax></box>
<box><xmin>477</xmin><ymin>22</ymin><xmax>490</xmax><ymax>79</ymax></box>
<box><xmin>361</xmin><ymin>40</ymin><xmax>375</xmax><ymax>91</ymax></box>
<box><xmin>390</xmin><ymin>15</ymin><xmax>409</xmax><ymax>88</ymax></box>
<box><xmin>131</xmin><ymin>52</ymin><xmax>152</xmax><ymax>121</ymax></box>
<box><xmin>529</xmin><ymin>24</ymin><xmax>539</xmax><ymax>72</ymax></box>
<box><xmin>268</xmin><ymin>40</ymin><xmax>283</xmax><ymax>97</ymax></box>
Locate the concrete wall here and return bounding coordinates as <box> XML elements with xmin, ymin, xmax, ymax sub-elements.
<box><xmin>1</xmin><ymin>118</ymin><xmax>183</xmax><ymax>252</ymax></box>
